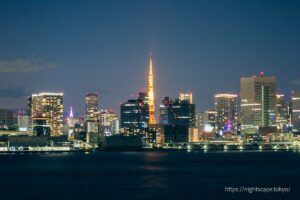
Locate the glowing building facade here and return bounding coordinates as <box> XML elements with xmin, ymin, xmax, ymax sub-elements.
<box><xmin>85</xmin><ymin>93</ymin><xmax>99</xmax><ymax>121</ymax></box>
<box><xmin>292</xmin><ymin>91</ymin><xmax>300</xmax><ymax>132</ymax></box>
<box><xmin>203</xmin><ymin>110</ymin><xmax>217</xmax><ymax>133</ymax></box>
<box><xmin>85</xmin><ymin>93</ymin><xmax>99</xmax><ymax>133</ymax></box>
<box><xmin>214</xmin><ymin>94</ymin><xmax>238</xmax><ymax>133</ymax></box>
<box><xmin>28</xmin><ymin>92</ymin><xmax>64</xmax><ymax>136</ymax></box>
<box><xmin>148</xmin><ymin>55</ymin><xmax>156</xmax><ymax>124</ymax></box>
<box><xmin>99</xmin><ymin>109</ymin><xmax>119</xmax><ymax>136</ymax></box>
<box><xmin>276</xmin><ymin>94</ymin><xmax>288</xmax><ymax>132</ymax></box>
<box><xmin>240</xmin><ymin>73</ymin><xmax>276</xmax><ymax>133</ymax></box>
<box><xmin>120</xmin><ymin>93</ymin><xmax>149</xmax><ymax>132</ymax></box>
<box><xmin>18</xmin><ymin>115</ymin><xmax>29</xmax><ymax>132</ymax></box>
<box><xmin>179</xmin><ymin>92</ymin><xmax>193</xmax><ymax>104</ymax></box>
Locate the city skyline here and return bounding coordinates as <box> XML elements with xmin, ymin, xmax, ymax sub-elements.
<box><xmin>1</xmin><ymin>2</ymin><xmax>300</xmax><ymax>199</ymax></box>
<box><xmin>0</xmin><ymin>0</ymin><xmax>300</xmax><ymax>114</ymax></box>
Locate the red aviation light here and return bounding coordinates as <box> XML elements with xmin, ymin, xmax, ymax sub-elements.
<box><xmin>259</xmin><ymin>71</ymin><xmax>264</xmax><ymax>77</ymax></box>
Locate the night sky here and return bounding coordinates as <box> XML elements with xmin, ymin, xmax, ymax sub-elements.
<box><xmin>0</xmin><ymin>0</ymin><xmax>300</xmax><ymax>115</ymax></box>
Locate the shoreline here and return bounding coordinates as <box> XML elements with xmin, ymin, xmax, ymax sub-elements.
<box><xmin>0</xmin><ymin>148</ymin><xmax>299</xmax><ymax>154</ymax></box>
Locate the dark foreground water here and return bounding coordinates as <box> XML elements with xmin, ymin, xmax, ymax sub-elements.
<box><xmin>0</xmin><ymin>150</ymin><xmax>300</xmax><ymax>200</ymax></box>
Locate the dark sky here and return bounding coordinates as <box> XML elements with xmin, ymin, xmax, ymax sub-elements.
<box><xmin>0</xmin><ymin>0</ymin><xmax>300</xmax><ymax>115</ymax></box>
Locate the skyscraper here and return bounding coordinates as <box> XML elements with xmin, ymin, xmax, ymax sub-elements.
<box><xmin>120</xmin><ymin>93</ymin><xmax>149</xmax><ymax>132</ymax></box>
<box><xmin>28</xmin><ymin>92</ymin><xmax>64</xmax><ymax>136</ymax></box>
<box><xmin>0</xmin><ymin>109</ymin><xmax>14</xmax><ymax>129</ymax></box>
<box><xmin>148</xmin><ymin>54</ymin><xmax>156</xmax><ymax>124</ymax></box>
<box><xmin>158</xmin><ymin>96</ymin><xmax>196</xmax><ymax>128</ymax></box>
<box><xmin>85</xmin><ymin>93</ymin><xmax>99</xmax><ymax>133</ymax></box>
<box><xmin>158</xmin><ymin>95</ymin><xmax>196</xmax><ymax>144</ymax></box>
<box><xmin>179</xmin><ymin>92</ymin><xmax>193</xmax><ymax>104</ymax></box>
<box><xmin>203</xmin><ymin>110</ymin><xmax>217</xmax><ymax>132</ymax></box>
<box><xmin>240</xmin><ymin>73</ymin><xmax>276</xmax><ymax>133</ymax></box>
<box><xmin>276</xmin><ymin>94</ymin><xmax>288</xmax><ymax>132</ymax></box>
<box><xmin>292</xmin><ymin>91</ymin><xmax>300</xmax><ymax>132</ymax></box>
<box><xmin>18</xmin><ymin>115</ymin><xmax>29</xmax><ymax>132</ymax></box>
<box><xmin>99</xmin><ymin>109</ymin><xmax>119</xmax><ymax>136</ymax></box>
<box><xmin>159</xmin><ymin>96</ymin><xmax>173</xmax><ymax>125</ymax></box>
<box><xmin>214</xmin><ymin>94</ymin><xmax>238</xmax><ymax>133</ymax></box>
<box><xmin>85</xmin><ymin>93</ymin><xmax>99</xmax><ymax>121</ymax></box>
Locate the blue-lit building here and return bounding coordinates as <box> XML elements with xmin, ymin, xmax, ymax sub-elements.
<box><xmin>120</xmin><ymin>92</ymin><xmax>149</xmax><ymax>134</ymax></box>
<box><xmin>159</xmin><ymin>96</ymin><xmax>196</xmax><ymax>128</ymax></box>
<box><xmin>158</xmin><ymin>95</ymin><xmax>196</xmax><ymax>144</ymax></box>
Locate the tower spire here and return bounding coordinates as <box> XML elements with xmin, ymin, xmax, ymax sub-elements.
<box><xmin>148</xmin><ymin>53</ymin><xmax>156</xmax><ymax>124</ymax></box>
<box><xmin>70</xmin><ymin>106</ymin><xmax>74</xmax><ymax>118</ymax></box>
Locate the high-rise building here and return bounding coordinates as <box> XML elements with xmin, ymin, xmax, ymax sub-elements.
<box><xmin>159</xmin><ymin>96</ymin><xmax>196</xmax><ymax>128</ymax></box>
<box><xmin>99</xmin><ymin>109</ymin><xmax>119</xmax><ymax>136</ymax></box>
<box><xmin>0</xmin><ymin>109</ymin><xmax>14</xmax><ymax>129</ymax></box>
<box><xmin>292</xmin><ymin>91</ymin><xmax>300</xmax><ymax>132</ymax></box>
<box><xmin>159</xmin><ymin>96</ymin><xmax>174</xmax><ymax>125</ymax></box>
<box><xmin>85</xmin><ymin>93</ymin><xmax>99</xmax><ymax>121</ymax></box>
<box><xmin>276</xmin><ymin>94</ymin><xmax>288</xmax><ymax>132</ymax></box>
<box><xmin>85</xmin><ymin>93</ymin><xmax>99</xmax><ymax>133</ymax></box>
<box><xmin>240</xmin><ymin>73</ymin><xmax>276</xmax><ymax>133</ymax></box>
<box><xmin>203</xmin><ymin>110</ymin><xmax>217</xmax><ymax>132</ymax></box>
<box><xmin>287</xmin><ymin>101</ymin><xmax>293</xmax><ymax>126</ymax></box>
<box><xmin>179</xmin><ymin>92</ymin><xmax>193</xmax><ymax>104</ymax></box>
<box><xmin>18</xmin><ymin>115</ymin><xmax>29</xmax><ymax>132</ymax></box>
<box><xmin>195</xmin><ymin>111</ymin><xmax>203</xmax><ymax>130</ymax></box>
<box><xmin>214</xmin><ymin>94</ymin><xmax>238</xmax><ymax>133</ymax></box>
<box><xmin>120</xmin><ymin>93</ymin><xmax>149</xmax><ymax>133</ymax></box>
<box><xmin>28</xmin><ymin>92</ymin><xmax>64</xmax><ymax>136</ymax></box>
<box><xmin>158</xmin><ymin>94</ymin><xmax>197</xmax><ymax>144</ymax></box>
<box><xmin>148</xmin><ymin>54</ymin><xmax>156</xmax><ymax>124</ymax></box>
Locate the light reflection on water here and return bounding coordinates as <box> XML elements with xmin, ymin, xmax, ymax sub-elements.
<box><xmin>143</xmin><ymin>151</ymin><xmax>168</xmax><ymax>162</ymax></box>
<box><xmin>0</xmin><ymin>150</ymin><xmax>299</xmax><ymax>199</ymax></box>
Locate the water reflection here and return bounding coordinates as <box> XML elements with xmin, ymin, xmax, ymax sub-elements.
<box><xmin>143</xmin><ymin>151</ymin><xmax>168</xmax><ymax>162</ymax></box>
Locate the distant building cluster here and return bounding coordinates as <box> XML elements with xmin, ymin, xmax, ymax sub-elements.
<box><xmin>1</xmin><ymin>56</ymin><xmax>300</xmax><ymax>151</ymax></box>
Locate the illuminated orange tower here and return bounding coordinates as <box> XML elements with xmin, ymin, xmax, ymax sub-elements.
<box><xmin>148</xmin><ymin>54</ymin><xmax>156</xmax><ymax>124</ymax></box>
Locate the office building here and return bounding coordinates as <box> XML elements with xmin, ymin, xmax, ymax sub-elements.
<box><xmin>85</xmin><ymin>93</ymin><xmax>99</xmax><ymax>133</ymax></box>
<box><xmin>18</xmin><ymin>115</ymin><xmax>29</xmax><ymax>132</ymax></box>
<box><xmin>28</xmin><ymin>92</ymin><xmax>64</xmax><ymax>136</ymax></box>
<box><xmin>159</xmin><ymin>96</ymin><xmax>196</xmax><ymax>128</ymax></box>
<box><xmin>85</xmin><ymin>93</ymin><xmax>99</xmax><ymax>121</ymax></box>
<box><xmin>203</xmin><ymin>110</ymin><xmax>217</xmax><ymax>132</ymax></box>
<box><xmin>240</xmin><ymin>73</ymin><xmax>276</xmax><ymax>133</ymax></box>
<box><xmin>86</xmin><ymin>121</ymin><xmax>99</xmax><ymax>133</ymax></box>
<box><xmin>292</xmin><ymin>91</ymin><xmax>300</xmax><ymax>132</ymax></box>
<box><xmin>158</xmin><ymin>95</ymin><xmax>196</xmax><ymax>144</ymax></box>
<box><xmin>99</xmin><ymin>109</ymin><xmax>119</xmax><ymax>136</ymax></box>
<box><xmin>214</xmin><ymin>94</ymin><xmax>238</xmax><ymax>133</ymax></box>
<box><xmin>0</xmin><ymin>109</ymin><xmax>14</xmax><ymax>129</ymax></box>
<box><xmin>179</xmin><ymin>92</ymin><xmax>193</xmax><ymax>104</ymax></box>
<box><xmin>276</xmin><ymin>94</ymin><xmax>288</xmax><ymax>132</ymax></box>
<box><xmin>195</xmin><ymin>111</ymin><xmax>203</xmax><ymax>130</ymax></box>
<box><xmin>120</xmin><ymin>93</ymin><xmax>149</xmax><ymax>134</ymax></box>
<box><xmin>159</xmin><ymin>96</ymin><xmax>173</xmax><ymax>125</ymax></box>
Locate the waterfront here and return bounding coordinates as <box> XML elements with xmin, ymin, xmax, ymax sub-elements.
<box><xmin>0</xmin><ymin>150</ymin><xmax>300</xmax><ymax>200</ymax></box>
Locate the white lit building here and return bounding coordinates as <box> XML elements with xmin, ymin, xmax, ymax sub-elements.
<box><xmin>28</xmin><ymin>92</ymin><xmax>64</xmax><ymax>136</ymax></box>
<box><xmin>100</xmin><ymin>109</ymin><xmax>119</xmax><ymax>136</ymax></box>
<box><xmin>18</xmin><ymin>115</ymin><xmax>29</xmax><ymax>132</ymax></box>
<box><xmin>292</xmin><ymin>91</ymin><xmax>300</xmax><ymax>132</ymax></box>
